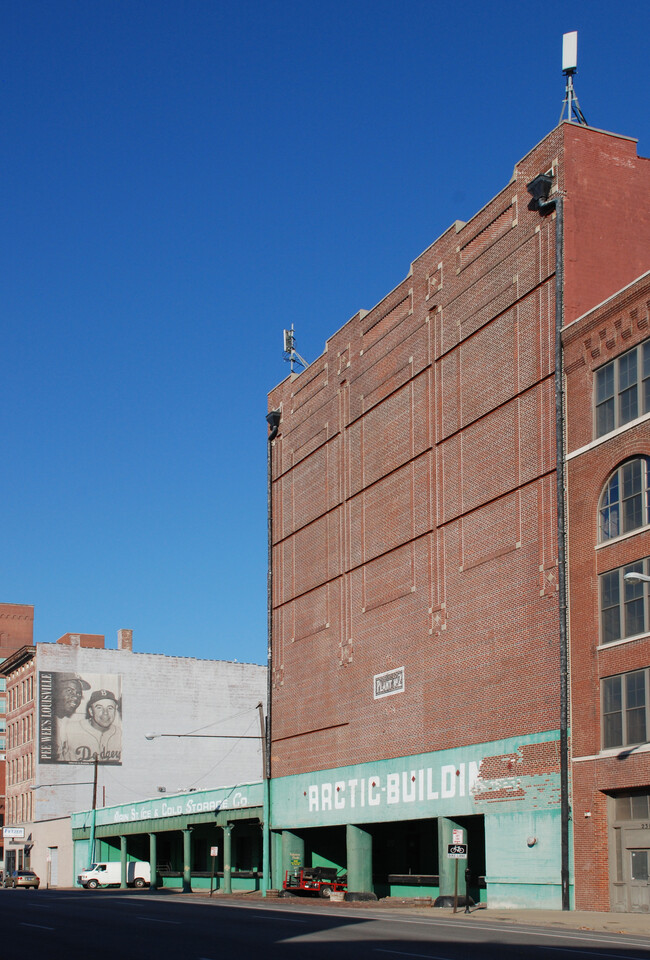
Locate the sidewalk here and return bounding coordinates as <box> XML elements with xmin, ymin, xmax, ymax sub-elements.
<box><xmin>188</xmin><ymin>889</ymin><xmax>650</xmax><ymax>937</ymax></box>
<box><xmin>433</xmin><ymin>905</ymin><xmax>650</xmax><ymax>937</ymax></box>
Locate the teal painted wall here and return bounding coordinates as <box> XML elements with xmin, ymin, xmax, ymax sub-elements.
<box><xmin>269</xmin><ymin>730</ymin><xmax>569</xmax><ymax>908</ymax></box>
<box><xmin>71</xmin><ymin>781</ymin><xmax>263</xmax><ymax>831</ymax></box>
<box><xmin>270</xmin><ymin>731</ymin><xmax>560</xmax><ymax>829</ymax></box>
<box><xmin>73</xmin><ymin>840</ymin><xmax>92</xmax><ymax>887</ymax></box>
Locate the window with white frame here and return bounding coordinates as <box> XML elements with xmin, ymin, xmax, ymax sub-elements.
<box><xmin>601</xmin><ymin>558</ymin><xmax>650</xmax><ymax>644</ymax></box>
<box><xmin>595</xmin><ymin>340</ymin><xmax>650</xmax><ymax>437</ymax></box>
<box><xmin>602</xmin><ymin>668</ymin><xmax>648</xmax><ymax>749</ymax></box>
<box><xmin>599</xmin><ymin>458</ymin><xmax>650</xmax><ymax>541</ymax></box>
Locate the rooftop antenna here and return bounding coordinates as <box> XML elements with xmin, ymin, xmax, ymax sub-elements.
<box><xmin>559</xmin><ymin>31</ymin><xmax>587</xmax><ymax>125</ymax></box>
<box><xmin>283</xmin><ymin>324</ymin><xmax>309</xmax><ymax>374</ymax></box>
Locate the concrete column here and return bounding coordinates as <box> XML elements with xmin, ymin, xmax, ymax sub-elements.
<box><xmin>223</xmin><ymin>824</ymin><xmax>233</xmax><ymax>894</ymax></box>
<box><xmin>262</xmin><ymin>777</ymin><xmax>270</xmax><ymax>895</ymax></box>
<box><xmin>271</xmin><ymin>831</ymin><xmax>283</xmax><ymax>890</ymax></box>
<box><xmin>120</xmin><ymin>836</ymin><xmax>127</xmax><ymax>890</ymax></box>
<box><xmin>182</xmin><ymin>829</ymin><xmax>192</xmax><ymax>893</ymax></box>
<box><xmin>281</xmin><ymin>830</ymin><xmax>305</xmax><ymax>881</ymax></box>
<box><xmin>438</xmin><ymin>817</ymin><xmax>464</xmax><ymax>895</ymax></box>
<box><xmin>346</xmin><ymin>824</ymin><xmax>372</xmax><ymax>893</ymax></box>
<box><xmin>148</xmin><ymin>832</ymin><xmax>157</xmax><ymax>893</ymax></box>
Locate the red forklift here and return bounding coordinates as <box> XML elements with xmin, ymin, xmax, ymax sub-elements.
<box><xmin>283</xmin><ymin>866</ymin><xmax>347</xmax><ymax>898</ymax></box>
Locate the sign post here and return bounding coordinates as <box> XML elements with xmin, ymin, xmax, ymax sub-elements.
<box><xmin>447</xmin><ymin>841</ymin><xmax>468</xmax><ymax>914</ymax></box>
<box><xmin>210</xmin><ymin>846</ymin><xmax>219</xmax><ymax>897</ymax></box>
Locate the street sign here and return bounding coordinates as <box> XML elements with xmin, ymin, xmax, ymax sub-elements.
<box><xmin>447</xmin><ymin>843</ymin><xmax>467</xmax><ymax>859</ymax></box>
<box><xmin>452</xmin><ymin>829</ymin><xmax>463</xmax><ymax>844</ymax></box>
<box><xmin>3</xmin><ymin>827</ymin><xmax>25</xmax><ymax>839</ymax></box>
<box><xmin>210</xmin><ymin>846</ymin><xmax>219</xmax><ymax>857</ymax></box>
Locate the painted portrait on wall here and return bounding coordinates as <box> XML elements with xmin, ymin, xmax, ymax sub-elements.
<box><xmin>39</xmin><ymin>671</ymin><xmax>123</xmax><ymax>765</ymax></box>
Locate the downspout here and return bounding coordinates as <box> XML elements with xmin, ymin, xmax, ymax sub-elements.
<box><xmin>263</xmin><ymin>409</ymin><xmax>281</xmax><ymax>894</ymax></box>
<box><xmin>527</xmin><ymin>176</ymin><xmax>570</xmax><ymax>911</ymax></box>
<box><xmin>89</xmin><ymin>757</ymin><xmax>98</xmax><ymax>867</ymax></box>
<box><xmin>552</xmin><ymin>194</ymin><xmax>570</xmax><ymax>913</ymax></box>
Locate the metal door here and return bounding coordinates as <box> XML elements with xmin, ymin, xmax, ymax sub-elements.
<box><xmin>625</xmin><ymin>832</ymin><xmax>650</xmax><ymax>913</ymax></box>
<box><xmin>48</xmin><ymin>847</ymin><xmax>59</xmax><ymax>887</ymax></box>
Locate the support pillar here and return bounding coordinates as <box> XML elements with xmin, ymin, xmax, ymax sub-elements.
<box><xmin>120</xmin><ymin>836</ymin><xmax>127</xmax><ymax>890</ymax></box>
<box><xmin>89</xmin><ymin>808</ymin><xmax>97</xmax><ymax>868</ymax></box>
<box><xmin>346</xmin><ymin>824</ymin><xmax>372</xmax><ymax>893</ymax></box>
<box><xmin>182</xmin><ymin>829</ymin><xmax>192</xmax><ymax>893</ymax></box>
<box><xmin>148</xmin><ymin>832</ymin><xmax>157</xmax><ymax>892</ymax></box>
<box><xmin>438</xmin><ymin>817</ymin><xmax>464</xmax><ymax>895</ymax></box>
<box><xmin>262</xmin><ymin>776</ymin><xmax>270</xmax><ymax>895</ymax></box>
<box><xmin>271</xmin><ymin>831</ymin><xmax>283</xmax><ymax>890</ymax></box>
<box><xmin>281</xmin><ymin>830</ymin><xmax>305</xmax><ymax>881</ymax></box>
<box><xmin>223</xmin><ymin>824</ymin><xmax>233</xmax><ymax>894</ymax></box>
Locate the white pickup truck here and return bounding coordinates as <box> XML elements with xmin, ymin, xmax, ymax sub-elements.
<box><xmin>78</xmin><ymin>860</ymin><xmax>151</xmax><ymax>889</ymax></box>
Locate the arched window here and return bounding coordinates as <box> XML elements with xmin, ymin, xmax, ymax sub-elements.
<box><xmin>599</xmin><ymin>457</ymin><xmax>650</xmax><ymax>542</ymax></box>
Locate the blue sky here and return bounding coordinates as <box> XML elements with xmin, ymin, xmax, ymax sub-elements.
<box><xmin>2</xmin><ymin>1</ymin><xmax>649</xmax><ymax>664</ymax></box>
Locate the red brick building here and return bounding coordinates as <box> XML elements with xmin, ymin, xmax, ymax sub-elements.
<box><xmin>564</xmin><ymin>271</ymin><xmax>650</xmax><ymax>912</ymax></box>
<box><xmin>267</xmin><ymin>122</ymin><xmax>650</xmax><ymax>910</ymax></box>
<box><xmin>0</xmin><ymin>602</ymin><xmax>34</xmax><ymax>874</ymax></box>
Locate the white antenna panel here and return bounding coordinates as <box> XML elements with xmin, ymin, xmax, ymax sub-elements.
<box><xmin>562</xmin><ymin>31</ymin><xmax>578</xmax><ymax>73</ymax></box>
<box><xmin>283</xmin><ymin>329</ymin><xmax>292</xmax><ymax>352</ymax></box>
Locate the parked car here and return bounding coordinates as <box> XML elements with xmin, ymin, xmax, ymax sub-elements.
<box><xmin>4</xmin><ymin>870</ymin><xmax>40</xmax><ymax>889</ymax></box>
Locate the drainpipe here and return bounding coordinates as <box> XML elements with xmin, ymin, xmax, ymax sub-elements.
<box><xmin>526</xmin><ymin>174</ymin><xmax>570</xmax><ymax>911</ymax></box>
<box><xmin>264</xmin><ymin>409</ymin><xmax>281</xmax><ymax>894</ymax></box>
<box><xmin>89</xmin><ymin>758</ymin><xmax>98</xmax><ymax>866</ymax></box>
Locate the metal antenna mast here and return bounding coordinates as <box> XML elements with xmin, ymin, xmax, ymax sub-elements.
<box><xmin>559</xmin><ymin>31</ymin><xmax>587</xmax><ymax>125</ymax></box>
<box><xmin>283</xmin><ymin>324</ymin><xmax>309</xmax><ymax>374</ymax></box>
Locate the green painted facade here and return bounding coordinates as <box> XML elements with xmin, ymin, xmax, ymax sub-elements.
<box><xmin>270</xmin><ymin>731</ymin><xmax>572</xmax><ymax>908</ymax></box>
<box><xmin>71</xmin><ymin>782</ymin><xmax>264</xmax><ymax>892</ymax></box>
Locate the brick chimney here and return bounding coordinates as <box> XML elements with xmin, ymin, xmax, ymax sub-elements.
<box><xmin>117</xmin><ymin>628</ymin><xmax>133</xmax><ymax>652</ymax></box>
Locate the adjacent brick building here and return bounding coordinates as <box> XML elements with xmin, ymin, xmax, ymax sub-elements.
<box><xmin>267</xmin><ymin>122</ymin><xmax>650</xmax><ymax>909</ymax></box>
<box><xmin>0</xmin><ymin>602</ymin><xmax>34</xmax><ymax>874</ymax></box>
<box><xmin>564</xmin><ymin>271</ymin><xmax>650</xmax><ymax>912</ymax></box>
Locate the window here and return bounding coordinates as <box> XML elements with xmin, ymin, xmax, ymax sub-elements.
<box><xmin>595</xmin><ymin>340</ymin><xmax>650</xmax><ymax>437</ymax></box>
<box><xmin>615</xmin><ymin>790</ymin><xmax>650</xmax><ymax>821</ymax></box>
<box><xmin>599</xmin><ymin>458</ymin><xmax>650</xmax><ymax>541</ymax></box>
<box><xmin>631</xmin><ymin>850</ymin><xmax>649</xmax><ymax>881</ymax></box>
<box><xmin>601</xmin><ymin>558</ymin><xmax>650</xmax><ymax>644</ymax></box>
<box><xmin>602</xmin><ymin>669</ymin><xmax>648</xmax><ymax>749</ymax></box>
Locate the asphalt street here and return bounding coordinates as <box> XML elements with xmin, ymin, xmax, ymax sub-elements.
<box><xmin>1</xmin><ymin>889</ymin><xmax>649</xmax><ymax>960</ymax></box>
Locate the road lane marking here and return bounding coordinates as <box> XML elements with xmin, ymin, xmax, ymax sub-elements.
<box><xmin>240</xmin><ymin>915</ymin><xmax>308</xmax><ymax>924</ymax></box>
<box><xmin>375</xmin><ymin>950</ymin><xmax>451</xmax><ymax>960</ymax></box>
<box><xmin>20</xmin><ymin>923</ymin><xmax>54</xmax><ymax>930</ymax></box>
<box><xmin>136</xmin><ymin>916</ymin><xmax>182</xmax><ymax>924</ymax></box>
<box><xmin>547</xmin><ymin>949</ymin><xmax>649</xmax><ymax>959</ymax></box>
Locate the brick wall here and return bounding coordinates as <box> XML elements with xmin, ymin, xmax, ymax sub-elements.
<box><xmin>564</xmin><ymin>272</ymin><xmax>650</xmax><ymax>910</ymax></box>
<box><xmin>268</xmin><ymin>124</ymin><xmax>650</xmax><ymax>796</ymax></box>
<box><xmin>0</xmin><ymin>603</ymin><xmax>34</xmax><ymax>658</ymax></box>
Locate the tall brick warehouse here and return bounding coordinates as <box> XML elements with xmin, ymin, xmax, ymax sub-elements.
<box><xmin>267</xmin><ymin>121</ymin><xmax>650</xmax><ymax>911</ymax></box>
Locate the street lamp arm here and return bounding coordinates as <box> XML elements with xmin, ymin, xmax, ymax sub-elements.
<box><xmin>144</xmin><ymin>732</ymin><xmax>262</xmax><ymax>741</ymax></box>
<box><xmin>623</xmin><ymin>571</ymin><xmax>650</xmax><ymax>584</ymax></box>
<box><xmin>30</xmin><ymin>782</ymin><xmax>94</xmax><ymax>790</ymax></box>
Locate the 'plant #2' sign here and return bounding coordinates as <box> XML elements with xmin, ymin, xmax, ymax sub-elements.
<box><xmin>374</xmin><ymin>667</ymin><xmax>405</xmax><ymax>699</ymax></box>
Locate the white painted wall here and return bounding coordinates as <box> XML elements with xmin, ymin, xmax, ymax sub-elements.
<box><xmin>29</xmin><ymin>816</ymin><xmax>72</xmax><ymax>889</ymax></box>
<box><xmin>33</xmin><ymin>643</ymin><xmax>266</xmax><ymax>820</ymax></box>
